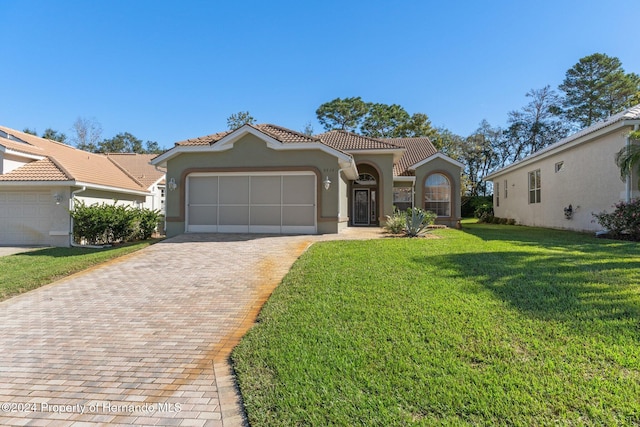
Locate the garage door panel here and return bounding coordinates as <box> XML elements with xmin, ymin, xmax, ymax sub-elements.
<box><xmin>189</xmin><ymin>206</ymin><xmax>218</xmax><ymax>225</ymax></box>
<box><xmin>283</xmin><ymin>175</ymin><xmax>315</xmax><ymax>204</ymax></box>
<box><xmin>283</xmin><ymin>206</ymin><xmax>315</xmax><ymax>226</ymax></box>
<box><xmin>250</xmin><ymin>206</ymin><xmax>281</xmax><ymax>226</ymax></box>
<box><xmin>250</xmin><ymin>176</ymin><xmax>281</xmax><ymax>204</ymax></box>
<box><xmin>189</xmin><ymin>176</ymin><xmax>218</xmax><ymax>204</ymax></box>
<box><xmin>219</xmin><ymin>206</ymin><xmax>249</xmax><ymax>225</ymax></box>
<box><xmin>219</xmin><ymin>176</ymin><xmax>249</xmax><ymax>204</ymax></box>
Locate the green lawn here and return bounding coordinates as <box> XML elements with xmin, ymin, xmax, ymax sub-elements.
<box><xmin>232</xmin><ymin>223</ymin><xmax>640</xmax><ymax>426</ymax></box>
<box><xmin>0</xmin><ymin>240</ymin><xmax>160</xmax><ymax>301</ymax></box>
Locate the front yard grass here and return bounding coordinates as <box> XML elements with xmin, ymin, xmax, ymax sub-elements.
<box><xmin>0</xmin><ymin>239</ymin><xmax>160</xmax><ymax>301</ymax></box>
<box><xmin>232</xmin><ymin>223</ymin><xmax>640</xmax><ymax>426</ymax></box>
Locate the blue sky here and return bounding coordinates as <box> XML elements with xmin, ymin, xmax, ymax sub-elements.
<box><xmin>3</xmin><ymin>0</ymin><xmax>639</xmax><ymax>149</ymax></box>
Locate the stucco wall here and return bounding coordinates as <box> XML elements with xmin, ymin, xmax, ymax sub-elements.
<box><xmin>164</xmin><ymin>134</ymin><xmax>348</xmax><ymax>236</ymax></box>
<box><xmin>1</xmin><ymin>153</ymin><xmax>31</xmax><ymax>174</ymax></box>
<box><xmin>414</xmin><ymin>157</ymin><xmax>462</xmax><ymax>227</ymax></box>
<box><xmin>75</xmin><ymin>189</ymin><xmax>145</xmax><ymax>208</ymax></box>
<box><xmin>490</xmin><ymin>130</ymin><xmax>635</xmax><ymax>232</ymax></box>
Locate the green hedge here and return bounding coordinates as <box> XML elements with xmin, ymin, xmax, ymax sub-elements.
<box><xmin>70</xmin><ymin>200</ymin><xmax>161</xmax><ymax>245</ymax></box>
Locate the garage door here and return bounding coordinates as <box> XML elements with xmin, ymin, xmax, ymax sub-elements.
<box><xmin>186</xmin><ymin>172</ymin><xmax>317</xmax><ymax>234</ymax></box>
<box><xmin>0</xmin><ymin>191</ymin><xmax>53</xmax><ymax>245</ymax></box>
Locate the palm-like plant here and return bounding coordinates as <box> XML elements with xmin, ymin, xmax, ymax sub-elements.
<box><xmin>615</xmin><ymin>130</ymin><xmax>640</xmax><ymax>182</ymax></box>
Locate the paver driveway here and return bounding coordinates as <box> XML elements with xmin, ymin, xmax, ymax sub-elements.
<box><xmin>0</xmin><ymin>233</ymin><xmax>325</xmax><ymax>426</ymax></box>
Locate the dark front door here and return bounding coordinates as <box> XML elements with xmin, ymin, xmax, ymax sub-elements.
<box><xmin>353</xmin><ymin>189</ymin><xmax>370</xmax><ymax>225</ymax></box>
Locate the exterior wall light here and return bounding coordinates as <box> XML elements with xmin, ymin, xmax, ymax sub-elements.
<box><xmin>168</xmin><ymin>178</ymin><xmax>178</xmax><ymax>191</ymax></box>
<box><xmin>323</xmin><ymin>176</ymin><xmax>331</xmax><ymax>190</ymax></box>
<box><xmin>53</xmin><ymin>193</ymin><xmax>62</xmax><ymax>205</ymax></box>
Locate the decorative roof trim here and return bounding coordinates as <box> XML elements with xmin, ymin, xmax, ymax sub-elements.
<box><xmin>0</xmin><ymin>146</ymin><xmax>46</xmax><ymax>161</ymax></box>
<box><xmin>393</xmin><ymin>176</ymin><xmax>416</xmax><ymax>182</ymax></box>
<box><xmin>151</xmin><ymin>124</ymin><xmax>358</xmax><ymax>173</ymax></box>
<box><xmin>409</xmin><ymin>152</ymin><xmax>465</xmax><ymax>170</ymax></box>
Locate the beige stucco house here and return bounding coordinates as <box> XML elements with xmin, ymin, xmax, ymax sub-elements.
<box><xmin>0</xmin><ymin>127</ymin><xmax>158</xmax><ymax>246</ymax></box>
<box><xmin>151</xmin><ymin>124</ymin><xmax>463</xmax><ymax>237</ymax></box>
<box><xmin>485</xmin><ymin>104</ymin><xmax>640</xmax><ymax>232</ymax></box>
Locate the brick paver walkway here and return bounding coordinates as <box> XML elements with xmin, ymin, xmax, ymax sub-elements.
<box><xmin>0</xmin><ymin>228</ymin><xmax>384</xmax><ymax>426</ymax></box>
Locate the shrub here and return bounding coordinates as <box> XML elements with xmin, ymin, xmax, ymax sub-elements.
<box><xmin>405</xmin><ymin>208</ymin><xmax>437</xmax><ymax>237</ymax></box>
<box><xmin>71</xmin><ymin>200</ymin><xmax>161</xmax><ymax>245</ymax></box>
<box><xmin>592</xmin><ymin>199</ymin><xmax>640</xmax><ymax>241</ymax></box>
<box><xmin>461</xmin><ymin>195</ymin><xmax>493</xmax><ymax>218</ymax></box>
<box><xmin>384</xmin><ymin>208</ymin><xmax>407</xmax><ymax>234</ymax></box>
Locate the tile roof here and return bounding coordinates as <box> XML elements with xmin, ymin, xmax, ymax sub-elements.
<box><xmin>0</xmin><ymin>158</ymin><xmax>69</xmax><ymax>181</ymax></box>
<box><xmin>0</xmin><ymin>126</ymin><xmax>147</xmax><ymax>192</ymax></box>
<box><xmin>385</xmin><ymin>137</ymin><xmax>438</xmax><ymax>176</ymax></box>
<box><xmin>176</xmin><ymin>124</ymin><xmax>320</xmax><ymax>146</ymax></box>
<box><xmin>104</xmin><ymin>153</ymin><xmax>166</xmax><ymax>189</ymax></box>
<box><xmin>317</xmin><ymin>130</ymin><xmax>402</xmax><ymax>150</ymax></box>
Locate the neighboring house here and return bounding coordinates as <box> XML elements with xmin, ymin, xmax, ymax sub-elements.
<box><xmin>485</xmin><ymin>104</ymin><xmax>640</xmax><ymax>232</ymax></box>
<box><xmin>0</xmin><ymin>126</ymin><xmax>151</xmax><ymax>246</ymax></box>
<box><xmin>151</xmin><ymin>124</ymin><xmax>462</xmax><ymax>237</ymax></box>
<box><xmin>103</xmin><ymin>153</ymin><xmax>166</xmax><ymax>213</ymax></box>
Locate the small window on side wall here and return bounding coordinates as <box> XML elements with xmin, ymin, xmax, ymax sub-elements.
<box><xmin>528</xmin><ymin>169</ymin><xmax>541</xmax><ymax>204</ymax></box>
<box><xmin>555</xmin><ymin>161</ymin><xmax>564</xmax><ymax>173</ymax></box>
<box><xmin>424</xmin><ymin>173</ymin><xmax>451</xmax><ymax>217</ymax></box>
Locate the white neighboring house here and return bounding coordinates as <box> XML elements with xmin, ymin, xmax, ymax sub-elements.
<box><xmin>0</xmin><ymin>126</ymin><xmax>152</xmax><ymax>247</ymax></box>
<box><xmin>485</xmin><ymin>104</ymin><xmax>640</xmax><ymax>233</ymax></box>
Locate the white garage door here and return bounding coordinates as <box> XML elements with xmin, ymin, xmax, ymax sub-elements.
<box><xmin>186</xmin><ymin>172</ymin><xmax>317</xmax><ymax>234</ymax></box>
<box><xmin>0</xmin><ymin>191</ymin><xmax>53</xmax><ymax>245</ymax></box>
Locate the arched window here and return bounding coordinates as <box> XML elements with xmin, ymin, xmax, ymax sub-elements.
<box><xmin>424</xmin><ymin>173</ymin><xmax>451</xmax><ymax>217</ymax></box>
<box><xmin>355</xmin><ymin>173</ymin><xmax>377</xmax><ymax>185</ymax></box>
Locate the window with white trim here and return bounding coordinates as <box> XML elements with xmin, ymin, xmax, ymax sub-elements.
<box><xmin>504</xmin><ymin>180</ymin><xmax>508</xmax><ymax>199</ymax></box>
<box><xmin>495</xmin><ymin>182</ymin><xmax>500</xmax><ymax>207</ymax></box>
<box><xmin>424</xmin><ymin>173</ymin><xmax>451</xmax><ymax>216</ymax></box>
<box><xmin>528</xmin><ymin>169</ymin><xmax>541</xmax><ymax>204</ymax></box>
<box><xmin>393</xmin><ymin>187</ymin><xmax>413</xmax><ymax>212</ymax></box>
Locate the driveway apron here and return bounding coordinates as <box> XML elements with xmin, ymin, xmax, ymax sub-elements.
<box><xmin>0</xmin><ymin>233</ymin><xmax>318</xmax><ymax>426</ymax></box>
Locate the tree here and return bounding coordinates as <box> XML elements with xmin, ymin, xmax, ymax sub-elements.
<box><xmin>559</xmin><ymin>53</ymin><xmax>640</xmax><ymax>128</ymax></box>
<box><xmin>461</xmin><ymin>120</ymin><xmax>504</xmax><ymax>196</ymax></box>
<box><xmin>615</xmin><ymin>130</ymin><xmax>640</xmax><ymax>183</ymax></box>
<box><xmin>360</xmin><ymin>103</ymin><xmax>411</xmax><ymax>138</ymax></box>
<box><xmin>71</xmin><ymin>117</ymin><xmax>103</xmax><ymax>152</ymax></box>
<box><xmin>23</xmin><ymin>128</ymin><xmax>37</xmax><ymax>136</ymax></box>
<box><xmin>431</xmin><ymin>127</ymin><xmax>465</xmax><ymax>159</ymax></box>
<box><xmin>226</xmin><ymin>111</ymin><xmax>255</xmax><ymax>129</ymax></box>
<box><xmin>316</xmin><ymin>97</ymin><xmax>369</xmax><ymax>132</ymax></box>
<box><xmin>143</xmin><ymin>140</ymin><xmax>164</xmax><ymax>154</ymax></box>
<box><xmin>301</xmin><ymin>122</ymin><xmax>314</xmax><ymax>136</ymax></box>
<box><xmin>505</xmin><ymin>86</ymin><xmax>569</xmax><ymax>163</ymax></box>
<box><xmin>98</xmin><ymin>132</ymin><xmax>143</xmax><ymax>153</ymax></box>
<box><xmin>42</xmin><ymin>128</ymin><xmax>67</xmax><ymax>143</ymax></box>
<box><xmin>397</xmin><ymin>113</ymin><xmax>438</xmax><ymax>139</ymax></box>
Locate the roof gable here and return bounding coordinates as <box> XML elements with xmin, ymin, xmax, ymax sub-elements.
<box><xmin>0</xmin><ymin>158</ymin><xmax>69</xmax><ymax>181</ymax></box>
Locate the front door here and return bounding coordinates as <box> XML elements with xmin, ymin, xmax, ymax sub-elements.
<box><xmin>353</xmin><ymin>188</ymin><xmax>370</xmax><ymax>225</ymax></box>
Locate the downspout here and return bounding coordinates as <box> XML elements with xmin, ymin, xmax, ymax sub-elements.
<box><xmin>69</xmin><ymin>186</ymin><xmax>109</xmax><ymax>249</ymax></box>
<box><xmin>626</xmin><ymin>124</ymin><xmax>639</xmax><ymax>202</ymax></box>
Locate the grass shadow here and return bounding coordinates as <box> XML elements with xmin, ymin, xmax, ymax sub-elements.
<box><xmin>414</xmin><ymin>246</ymin><xmax>640</xmax><ymax>341</ymax></box>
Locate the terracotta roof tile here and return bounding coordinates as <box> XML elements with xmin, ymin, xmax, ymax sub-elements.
<box><xmin>317</xmin><ymin>130</ymin><xmax>402</xmax><ymax>150</ymax></box>
<box><xmin>104</xmin><ymin>153</ymin><xmax>165</xmax><ymax>188</ymax></box>
<box><xmin>0</xmin><ymin>126</ymin><xmax>147</xmax><ymax>192</ymax></box>
<box><xmin>385</xmin><ymin>137</ymin><xmax>438</xmax><ymax>176</ymax></box>
<box><xmin>0</xmin><ymin>158</ymin><xmax>69</xmax><ymax>181</ymax></box>
<box><xmin>252</xmin><ymin>124</ymin><xmax>320</xmax><ymax>143</ymax></box>
<box><xmin>175</xmin><ymin>124</ymin><xmax>319</xmax><ymax>147</ymax></box>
